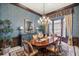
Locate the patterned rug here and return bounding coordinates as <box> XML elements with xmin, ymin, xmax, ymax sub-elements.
<box><xmin>35</xmin><ymin>41</ymin><xmax>75</xmax><ymax>56</ymax></box>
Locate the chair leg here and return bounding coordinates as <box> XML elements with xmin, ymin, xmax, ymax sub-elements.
<box><xmin>58</xmin><ymin>45</ymin><xmax>63</xmax><ymax>56</ymax></box>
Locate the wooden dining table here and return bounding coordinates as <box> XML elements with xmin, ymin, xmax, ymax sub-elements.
<box><xmin>30</xmin><ymin>39</ymin><xmax>49</xmax><ymax>48</ymax></box>
<box><xmin>30</xmin><ymin>36</ymin><xmax>59</xmax><ymax>55</ymax></box>
<box><xmin>30</xmin><ymin>36</ymin><xmax>59</xmax><ymax>48</ymax></box>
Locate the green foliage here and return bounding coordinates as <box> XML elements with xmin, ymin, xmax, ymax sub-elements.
<box><xmin>3</xmin><ymin>19</ymin><xmax>11</xmax><ymax>25</ymax></box>
<box><xmin>0</xmin><ymin>35</ymin><xmax>4</xmax><ymax>40</ymax></box>
<box><xmin>0</xmin><ymin>19</ymin><xmax>13</xmax><ymax>41</ymax></box>
<box><xmin>0</xmin><ymin>19</ymin><xmax>3</xmax><ymax>24</ymax></box>
<box><xmin>2</xmin><ymin>27</ymin><xmax>13</xmax><ymax>33</ymax></box>
<box><xmin>38</xmin><ymin>25</ymin><xmax>45</xmax><ymax>33</ymax></box>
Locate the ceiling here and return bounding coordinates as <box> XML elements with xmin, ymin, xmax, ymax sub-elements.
<box><xmin>21</xmin><ymin>3</ymin><xmax>73</xmax><ymax>15</ymax></box>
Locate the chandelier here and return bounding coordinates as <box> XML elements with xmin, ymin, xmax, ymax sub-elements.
<box><xmin>38</xmin><ymin>3</ymin><xmax>51</xmax><ymax>25</ymax></box>
<box><xmin>37</xmin><ymin>3</ymin><xmax>52</xmax><ymax>33</ymax></box>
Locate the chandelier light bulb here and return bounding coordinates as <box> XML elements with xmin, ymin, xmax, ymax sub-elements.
<box><xmin>40</xmin><ymin>18</ymin><xmax>42</xmax><ymax>22</ymax></box>
<box><xmin>43</xmin><ymin>16</ymin><xmax>45</xmax><ymax>19</ymax></box>
<box><xmin>38</xmin><ymin>20</ymin><xmax>40</xmax><ymax>23</ymax></box>
<box><xmin>38</xmin><ymin>3</ymin><xmax>51</xmax><ymax>25</ymax></box>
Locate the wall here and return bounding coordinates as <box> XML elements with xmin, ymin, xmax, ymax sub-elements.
<box><xmin>0</xmin><ymin>3</ymin><xmax>79</xmax><ymax>37</ymax></box>
<box><xmin>0</xmin><ymin>3</ymin><xmax>40</xmax><ymax>37</ymax></box>
<box><xmin>73</xmin><ymin>5</ymin><xmax>79</xmax><ymax>37</ymax></box>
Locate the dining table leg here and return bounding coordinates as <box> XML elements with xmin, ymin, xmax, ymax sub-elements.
<box><xmin>38</xmin><ymin>47</ymin><xmax>48</xmax><ymax>56</ymax></box>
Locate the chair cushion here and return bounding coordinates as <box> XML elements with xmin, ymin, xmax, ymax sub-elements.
<box><xmin>16</xmin><ymin>50</ymin><xmax>28</xmax><ymax>56</ymax></box>
<box><xmin>2</xmin><ymin>47</ymin><xmax>10</xmax><ymax>55</ymax></box>
<box><xmin>23</xmin><ymin>43</ymin><xmax>29</xmax><ymax>53</ymax></box>
<box><xmin>9</xmin><ymin>46</ymin><xmax>28</xmax><ymax>56</ymax></box>
<box><xmin>47</xmin><ymin>44</ymin><xmax>59</xmax><ymax>53</ymax></box>
<box><xmin>2</xmin><ymin>53</ymin><xmax>9</xmax><ymax>56</ymax></box>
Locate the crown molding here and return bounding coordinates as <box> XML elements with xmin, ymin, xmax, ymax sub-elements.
<box><xmin>11</xmin><ymin>3</ymin><xmax>42</xmax><ymax>16</ymax></box>
<box><xmin>46</xmin><ymin>3</ymin><xmax>79</xmax><ymax>16</ymax></box>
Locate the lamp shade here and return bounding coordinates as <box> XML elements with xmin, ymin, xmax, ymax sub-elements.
<box><xmin>18</xmin><ymin>26</ymin><xmax>24</xmax><ymax>30</ymax></box>
<box><xmin>20</xmin><ymin>26</ymin><xmax>24</xmax><ymax>30</ymax></box>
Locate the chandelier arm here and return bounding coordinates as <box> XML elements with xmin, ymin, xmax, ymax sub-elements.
<box><xmin>38</xmin><ymin>3</ymin><xmax>51</xmax><ymax>25</ymax></box>
<box><xmin>43</xmin><ymin>3</ymin><xmax>45</xmax><ymax>15</ymax></box>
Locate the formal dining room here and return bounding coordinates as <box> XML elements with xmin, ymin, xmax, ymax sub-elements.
<box><xmin>0</xmin><ymin>3</ymin><xmax>79</xmax><ymax>56</ymax></box>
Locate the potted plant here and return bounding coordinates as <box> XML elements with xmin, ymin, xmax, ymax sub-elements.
<box><xmin>38</xmin><ymin>24</ymin><xmax>45</xmax><ymax>34</ymax></box>
<box><xmin>0</xmin><ymin>19</ymin><xmax>13</xmax><ymax>48</ymax></box>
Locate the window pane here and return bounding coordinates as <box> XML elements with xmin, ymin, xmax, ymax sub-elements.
<box><xmin>54</xmin><ymin>19</ymin><xmax>61</xmax><ymax>36</ymax></box>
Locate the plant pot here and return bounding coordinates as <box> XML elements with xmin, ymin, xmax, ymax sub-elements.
<box><xmin>0</xmin><ymin>40</ymin><xmax>3</xmax><ymax>48</ymax></box>
<box><xmin>2</xmin><ymin>40</ymin><xmax>6</xmax><ymax>48</ymax></box>
<box><xmin>2</xmin><ymin>40</ymin><xmax>10</xmax><ymax>48</ymax></box>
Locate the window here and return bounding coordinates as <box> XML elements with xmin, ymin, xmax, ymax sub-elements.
<box><xmin>48</xmin><ymin>20</ymin><xmax>53</xmax><ymax>35</ymax></box>
<box><xmin>53</xmin><ymin>18</ymin><xmax>66</xmax><ymax>37</ymax></box>
<box><xmin>54</xmin><ymin>19</ymin><xmax>61</xmax><ymax>36</ymax></box>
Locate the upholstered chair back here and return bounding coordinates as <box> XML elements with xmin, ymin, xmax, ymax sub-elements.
<box><xmin>23</xmin><ymin>41</ymin><xmax>34</xmax><ymax>54</ymax></box>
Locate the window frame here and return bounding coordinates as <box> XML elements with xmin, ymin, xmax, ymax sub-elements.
<box><xmin>52</xmin><ymin>16</ymin><xmax>64</xmax><ymax>37</ymax></box>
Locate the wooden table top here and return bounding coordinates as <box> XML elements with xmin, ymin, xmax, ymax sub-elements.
<box><xmin>30</xmin><ymin>39</ymin><xmax>49</xmax><ymax>47</ymax></box>
<box><xmin>30</xmin><ymin>37</ymin><xmax>59</xmax><ymax>47</ymax></box>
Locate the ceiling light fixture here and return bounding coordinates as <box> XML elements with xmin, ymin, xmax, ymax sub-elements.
<box><xmin>38</xmin><ymin>3</ymin><xmax>51</xmax><ymax>25</ymax></box>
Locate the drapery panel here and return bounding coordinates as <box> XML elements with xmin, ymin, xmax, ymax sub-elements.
<box><xmin>64</xmin><ymin>14</ymin><xmax>73</xmax><ymax>46</ymax></box>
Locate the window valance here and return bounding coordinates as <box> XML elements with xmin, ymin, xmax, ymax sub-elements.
<box><xmin>48</xmin><ymin>8</ymin><xmax>73</xmax><ymax>18</ymax></box>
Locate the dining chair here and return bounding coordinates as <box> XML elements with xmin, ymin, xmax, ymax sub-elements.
<box><xmin>9</xmin><ymin>46</ymin><xmax>28</xmax><ymax>56</ymax></box>
<box><xmin>22</xmin><ymin>40</ymin><xmax>38</xmax><ymax>56</ymax></box>
<box><xmin>1</xmin><ymin>46</ymin><xmax>28</xmax><ymax>56</ymax></box>
<box><xmin>46</xmin><ymin>37</ymin><xmax>61</xmax><ymax>55</ymax></box>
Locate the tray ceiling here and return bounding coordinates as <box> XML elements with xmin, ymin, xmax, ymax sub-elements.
<box><xmin>21</xmin><ymin>3</ymin><xmax>73</xmax><ymax>15</ymax></box>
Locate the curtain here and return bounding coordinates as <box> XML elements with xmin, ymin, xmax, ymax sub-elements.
<box><xmin>64</xmin><ymin>14</ymin><xmax>73</xmax><ymax>46</ymax></box>
<box><xmin>48</xmin><ymin>8</ymin><xmax>73</xmax><ymax>18</ymax></box>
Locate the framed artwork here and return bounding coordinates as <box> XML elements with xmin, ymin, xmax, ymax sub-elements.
<box><xmin>24</xmin><ymin>19</ymin><xmax>33</xmax><ymax>33</ymax></box>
